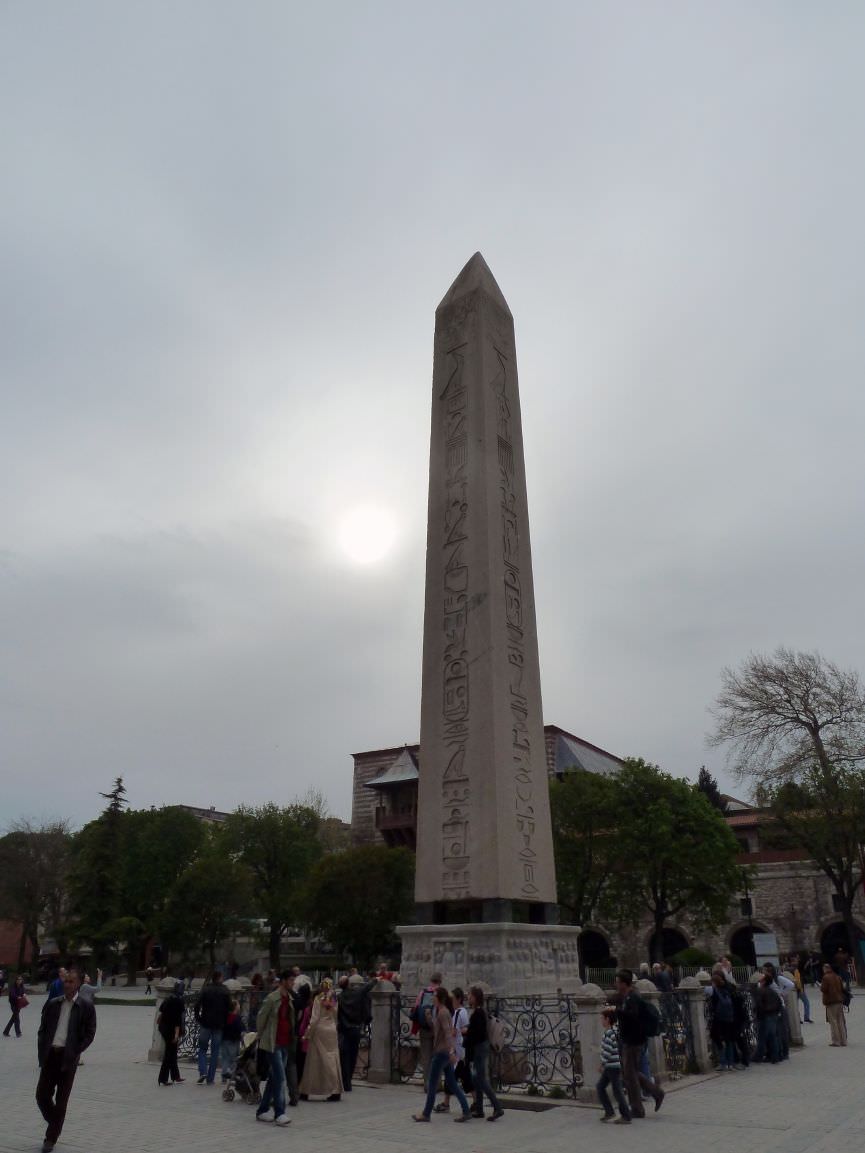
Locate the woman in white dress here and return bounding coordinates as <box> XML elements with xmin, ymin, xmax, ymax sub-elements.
<box><xmin>299</xmin><ymin>979</ymin><xmax>343</xmax><ymax>1101</ymax></box>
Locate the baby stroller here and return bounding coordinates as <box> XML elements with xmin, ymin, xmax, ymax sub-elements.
<box><xmin>223</xmin><ymin>1033</ymin><xmax>261</xmax><ymax>1104</ymax></box>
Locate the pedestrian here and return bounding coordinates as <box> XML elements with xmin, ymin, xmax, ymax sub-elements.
<box><xmin>433</xmin><ymin>987</ymin><xmax>472</xmax><ymax>1114</ymax></box>
<box><xmin>299</xmin><ymin>978</ymin><xmax>343</xmax><ymax>1101</ymax></box>
<box><xmin>596</xmin><ymin>1007</ymin><xmax>631</xmax><ymax>1124</ymax></box>
<box><xmin>255</xmin><ymin>970</ymin><xmax>298</xmax><ymax>1125</ymax></box>
<box><xmin>145</xmin><ymin>965</ymin><xmax>154</xmax><ymax>996</ymax></box>
<box><xmin>708</xmin><ymin>972</ymin><xmax>737</xmax><ymax>1070</ymax></box>
<box><xmin>651</xmin><ymin>963</ymin><xmax>672</xmax><ymax>992</ymax></box>
<box><xmin>412</xmin><ymin>986</ymin><xmax>472</xmax><ymax>1123</ymax></box>
<box><xmin>294</xmin><ymin>978</ymin><xmax>312</xmax><ymax>1083</ymax></box>
<box><xmin>410</xmin><ymin>971</ymin><xmax>442</xmax><ymax>1091</ymax></box>
<box><xmin>790</xmin><ymin>956</ymin><xmax>813</xmax><ymax>1023</ymax></box>
<box><xmin>156</xmin><ymin>981</ymin><xmax>186</xmax><ymax>1086</ymax></box>
<box><xmin>194</xmin><ymin>970</ymin><xmax>230</xmax><ymax>1085</ymax></box>
<box><xmin>763</xmin><ymin>964</ymin><xmax>793</xmax><ymax>1059</ymax></box>
<box><xmin>247</xmin><ymin>972</ymin><xmax>265</xmax><ymax>1033</ymax></box>
<box><xmin>35</xmin><ymin>967</ymin><xmax>96</xmax><ymax>1153</ymax></box>
<box><xmin>464</xmin><ymin>986</ymin><xmax>503</xmax><ymax>1121</ymax></box>
<box><xmin>613</xmin><ymin>969</ymin><xmax>665</xmax><ymax>1117</ymax></box>
<box><xmin>221</xmin><ymin>998</ymin><xmax>244</xmax><ymax>1084</ymax></box>
<box><xmin>47</xmin><ymin>970</ymin><xmax>65</xmax><ymax>1001</ymax></box>
<box><xmin>337</xmin><ymin>972</ymin><xmax>377</xmax><ymax>1091</ymax></box>
<box><xmin>3</xmin><ymin>974</ymin><xmax>28</xmax><ymax>1038</ymax></box>
<box><xmin>753</xmin><ymin>974</ymin><xmax>783</xmax><ymax>1063</ymax></box>
<box><xmin>820</xmin><ymin>963</ymin><xmax>847</xmax><ymax>1047</ymax></box>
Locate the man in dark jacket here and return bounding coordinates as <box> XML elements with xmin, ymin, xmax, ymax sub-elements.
<box><xmin>36</xmin><ymin>967</ymin><xmax>97</xmax><ymax>1152</ymax></box>
<box><xmin>195</xmin><ymin>970</ymin><xmax>230</xmax><ymax>1084</ymax></box>
<box><xmin>613</xmin><ymin>969</ymin><xmax>664</xmax><ymax>1118</ymax></box>
<box><xmin>337</xmin><ymin>974</ymin><xmax>378</xmax><ymax>1091</ymax></box>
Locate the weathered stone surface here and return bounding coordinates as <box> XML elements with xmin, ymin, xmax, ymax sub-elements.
<box><xmin>398</xmin><ymin>922</ymin><xmax>582</xmax><ymax>995</ymax></box>
<box><xmin>414</xmin><ymin>252</ymin><xmax>556</xmax><ymax>911</ymax></box>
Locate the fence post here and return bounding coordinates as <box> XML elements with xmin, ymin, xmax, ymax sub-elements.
<box><xmin>367</xmin><ymin>988</ymin><xmax>395</xmax><ymax>1084</ymax></box>
<box><xmin>678</xmin><ymin>976</ymin><xmax>712</xmax><ymax>1072</ymax></box>
<box><xmin>572</xmin><ymin>983</ymin><xmax>606</xmax><ymax>1102</ymax></box>
<box><xmin>784</xmin><ymin>985</ymin><xmax>803</xmax><ymax>1047</ymax></box>
<box><xmin>146</xmin><ymin>977</ymin><xmax>174</xmax><ymax>1063</ymax></box>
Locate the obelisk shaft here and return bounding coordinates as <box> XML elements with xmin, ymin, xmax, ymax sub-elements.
<box><xmin>415</xmin><ymin>253</ymin><xmax>557</xmax><ymax>914</ymax></box>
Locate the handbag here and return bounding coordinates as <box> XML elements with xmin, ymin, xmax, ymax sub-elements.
<box><xmin>17</xmin><ymin>995</ymin><xmax>29</xmax><ymax>1009</ymax></box>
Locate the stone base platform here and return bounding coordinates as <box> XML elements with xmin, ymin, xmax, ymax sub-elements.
<box><xmin>397</xmin><ymin>922</ymin><xmax>582</xmax><ymax>995</ymax></box>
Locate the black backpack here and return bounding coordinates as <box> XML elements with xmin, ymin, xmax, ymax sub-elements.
<box><xmin>638</xmin><ymin>996</ymin><xmax>662</xmax><ymax>1038</ymax></box>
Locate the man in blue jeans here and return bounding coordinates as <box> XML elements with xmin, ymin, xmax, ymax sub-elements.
<box><xmin>195</xmin><ymin>971</ymin><xmax>230</xmax><ymax>1084</ymax></box>
<box><xmin>255</xmin><ymin>971</ymin><xmax>297</xmax><ymax>1126</ymax></box>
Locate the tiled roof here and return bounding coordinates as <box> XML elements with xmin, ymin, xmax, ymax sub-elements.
<box><xmin>364</xmin><ymin>747</ymin><xmax>419</xmax><ymax>788</ymax></box>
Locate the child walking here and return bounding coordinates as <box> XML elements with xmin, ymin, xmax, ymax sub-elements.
<box><xmin>597</xmin><ymin>1008</ymin><xmax>631</xmax><ymax>1124</ymax></box>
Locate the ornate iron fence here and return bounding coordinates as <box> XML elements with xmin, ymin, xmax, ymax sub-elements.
<box><xmin>658</xmin><ymin>991</ymin><xmax>697</xmax><ymax>1078</ymax></box>
<box><xmin>390</xmin><ymin>994</ymin><xmax>421</xmax><ymax>1083</ymax></box>
<box><xmin>487</xmin><ymin>995</ymin><xmax>583</xmax><ymax>1098</ymax></box>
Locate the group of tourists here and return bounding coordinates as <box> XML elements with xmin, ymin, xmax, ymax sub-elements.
<box><xmin>408</xmin><ymin>973</ymin><xmax>504</xmax><ymax>1123</ymax></box>
<box><xmin>155</xmin><ymin>965</ymin><xmax>389</xmax><ymax>1126</ymax></box>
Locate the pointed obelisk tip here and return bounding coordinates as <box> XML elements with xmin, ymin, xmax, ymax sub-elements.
<box><xmin>436</xmin><ymin>251</ymin><xmax>512</xmax><ymax>316</ymax></box>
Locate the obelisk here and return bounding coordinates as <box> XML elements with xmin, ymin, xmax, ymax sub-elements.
<box><xmin>399</xmin><ymin>254</ymin><xmax>581</xmax><ymax>995</ymax></box>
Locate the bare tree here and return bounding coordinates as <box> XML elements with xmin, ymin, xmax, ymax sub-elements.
<box><xmin>709</xmin><ymin>648</ymin><xmax>865</xmax><ymax>972</ymax></box>
<box><xmin>709</xmin><ymin>648</ymin><xmax>865</xmax><ymax>782</ymax></box>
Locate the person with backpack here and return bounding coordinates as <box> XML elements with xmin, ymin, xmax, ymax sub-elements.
<box><xmin>708</xmin><ymin>971</ymin><xmax>737</xmax><ymax>1070</ymax></box>
<box><xmin>597</xmin><ymin>1007</ymin><xmax>631</xmax><ymax>1124</ymax></box>
<box><xmin>613</xmin><ymin>969</ymin><xmax>664</xmax><ymax>1118</ymax></box>
<box><xmin>464</xmin><ymin>986</ymin><xmax>504</xmax><ymax>1121</ymax></box>
<box><xmin>412</xmin><ymin>987</ymin><xmax>472</xmax><ymax>1123</ymax></box>
<box><xmin>820</xmin><ymin>962</ymin><xmax>848</xmax><ymax>1047</ymax></box>
<box><xmin>410</xmin><ymin>971</ymin><xmax>441</xmax><ymax>1091</ymax></box>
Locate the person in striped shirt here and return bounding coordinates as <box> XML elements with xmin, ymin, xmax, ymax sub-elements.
<box><xmin>597</xmin><ymin>1008</ymin><xmax>631</xmax><ymax>1124</ymax></box>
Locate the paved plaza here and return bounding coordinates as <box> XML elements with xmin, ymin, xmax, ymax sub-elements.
<box><xmin>2</xmin><ymin>995</ymin><xmax>864</xmax><ymax>1153</ymax></box>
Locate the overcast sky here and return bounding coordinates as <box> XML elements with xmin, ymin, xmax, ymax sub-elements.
<box><xmin>2</xmin><ymin>2</ymin><xmax>864</xmax><ymax>831</ymax></box>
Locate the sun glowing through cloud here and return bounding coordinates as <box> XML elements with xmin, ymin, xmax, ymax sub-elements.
<box><xmin>337</xmin><ymin>505</ymin><xmax>398</xmax><ymax>565</ymax></box>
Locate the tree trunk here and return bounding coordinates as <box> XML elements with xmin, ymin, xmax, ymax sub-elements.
<box><xmin>651</xmin><ymin>910</ymin><xmax>666</xmax><ymax>964</ymax></box>
<box><xmin>841</xmin><ymin>904</ymin><xmax>864</xmax><ymax>985</ymax></box>
<box><xmin>268</xmin><ymin>923</ymin><xmax>281</xmax><ymax>970</ymax></box>
<box><xmin>17</xmin><ymin>922</ymin><xmax>28</xmax><ymax>971</ymax></box>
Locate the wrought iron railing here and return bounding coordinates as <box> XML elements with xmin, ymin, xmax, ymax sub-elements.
<box><xmin>390</xmin><ymin>994</ymin><xmax>422</xmax><ymax>1083</ymax></box>
<box><xmin>487</xmin><ymin>995</ymin><xmax>583</xmax><ymax>1098</ymax></box>
<box><xmin>658</xmin><ymin>991</ymin><xmax>697</xmax><ymax>1077</ymax></box>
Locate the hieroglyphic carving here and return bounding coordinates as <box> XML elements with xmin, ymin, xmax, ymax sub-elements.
<box><xmin>441</xmin><ymin>345</ymin><xmax>471</xmax><ymax>899</ymax></box>
<box><xmin>491</xmin><ymin>346</ymin><xmax>538</xmax><ymax>898</ymax></box>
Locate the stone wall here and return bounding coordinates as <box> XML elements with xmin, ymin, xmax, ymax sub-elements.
<box><xmin>601</xmin><ymin>858</ymin><xmax>865</xmax><ymax>967</ymax></box>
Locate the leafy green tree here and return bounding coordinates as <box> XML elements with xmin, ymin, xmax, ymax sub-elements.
<box><xmin>301</xmin><ymin>844</ymin><xmax>414</xmax><ymax>967</ymax></box>
<box><xmin>70</xmin><ymin>791</ymin><xmax>204</xmax><ymax>980</ymax></box>
<box><xmin>696</xmin><ymin>767</ymin><xmax>728</xmax><ymax>813</ymax></box>
<box><xmin>223</xmin><ymin>803</ymin><xmax>323</xmax><ymax>968</ymax></box>
<box><xmin>69</xmin><ymin>778</ymin><xmax>128</xmax><ymax>960</ymax></box>
<box><xmin>0</xmin><ymin>820</ymin><xmax>72</xmax><ymax>968</ymax></box>
<box><xmin>550</xmin><ymin>769</ymin><xmax>620</xmax><ymax>925</ymax></box>
<box><xmin>710</xmin><ymin>648</ymin><xmax>865</xmax><ymax>968</ymax></box>
<box><xmin>604</xmin><ymin>759</ymin><xmax>744</xmax><ymax>962</ymax></box>
<box><xmin>161</xmin><ymin>843</ymin><xmax>255</xmax><ymax>965</ymax></box>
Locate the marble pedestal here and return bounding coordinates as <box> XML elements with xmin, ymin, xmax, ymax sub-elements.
<box><xmin>398</xmin><ymin>922</ymin><xmax>582</xmax><ymax>996</ymax></box>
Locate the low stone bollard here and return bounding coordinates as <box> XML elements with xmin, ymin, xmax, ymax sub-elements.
<box><xmin>367</xmin><ymin>987</ymin><xmax>397</xmax><ymax>1084</ymax></box>
<box><xmin>572</xmin><ymin>983</ymin><xmax>606</xmax><ymax>1101</ymax></box>
<box><xmin>678</xmin><ymin>976</ymin><xmax>713</xmax><ymax>1073</ymax></box>
<box><xmin>147</xmin><ymin>978</ymin><xmax>176</xmax><ymax>1063</ymax></box>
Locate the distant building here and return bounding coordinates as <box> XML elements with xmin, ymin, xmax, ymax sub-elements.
<box><xmin>350</xmin><ymin>725</ymin><xmax>624</xmax><ymax>849</ymax></box>
<box><xmin>351</xmin><ymin>738</ymin><xmax>865</xmax><ymax>972</ymax></box>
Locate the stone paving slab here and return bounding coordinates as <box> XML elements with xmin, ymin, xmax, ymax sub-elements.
<box><xmin>2</xmin><ymin>995</ymin><xmax>863</xmax><ymax>1153</ymax></box>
